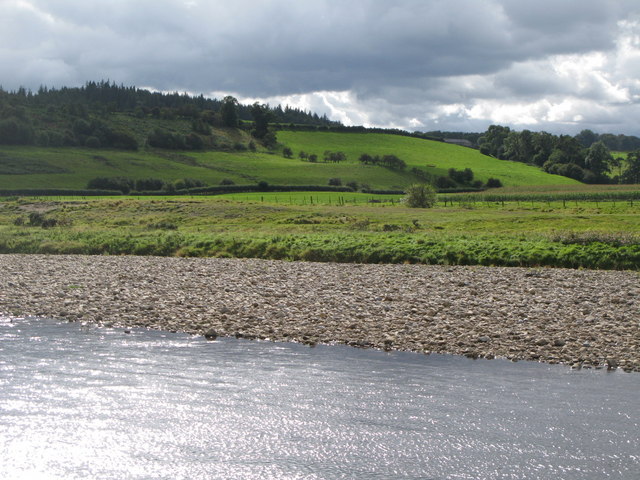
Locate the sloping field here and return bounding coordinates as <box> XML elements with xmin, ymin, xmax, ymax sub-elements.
<box><xmin>0</xmin><ymin>131</ymin><xmax>579</xmax><ymax>190</ymax></box>
<box><xmin>278</xmin><ymin>131</ymin><xmax>579</xmax><ymax>187</ymax></box>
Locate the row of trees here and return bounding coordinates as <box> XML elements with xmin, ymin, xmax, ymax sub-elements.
<box><xmin>87</xmin><ymin>176</ymin><xmax>206</xmax><ymax>194</ymax></box>
<box><xmin>1</xmin><ymin>81</ymin><xmax>337</xmax><ymax>127</ymax></box>
<box><xmin>358</xmin><ymin>153</ymin><xmax>407</xmax><ymax>170</ymax></box>
<box><xmin>478</xmin><ymin>125</ymin><xmax>639</xmax><ymax>183</ymax></box>
<box><xmin>0</xmin><ymin>83</ymin><xmax>333</xmax><ymax>150</ymax></box>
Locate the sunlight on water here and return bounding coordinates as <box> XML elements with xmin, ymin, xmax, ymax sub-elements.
<box><xmin>1</xmin><ymin>317</ymin><xmax>639</xmax><ymax>479</ymax></box>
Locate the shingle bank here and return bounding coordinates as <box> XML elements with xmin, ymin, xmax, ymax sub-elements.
<box><xmin>1</xmin><ymin>255</ymin><xmax>638</xmax><ymax>371</ymax></box>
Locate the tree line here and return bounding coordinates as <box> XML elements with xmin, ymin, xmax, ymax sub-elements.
<box><xmin>0</xmin><ymin>81</ymin><xmax>339</xmax><ymax>150</ymax></box>
<box><xmin>477</xmin><ymin>125</ymin><xmax>640</xmax><ymax>184</ymax></box>
<box><xmin>1</xmin><ymin>81</ymin><xmax>338</xmax><ymax>127</ymax></box>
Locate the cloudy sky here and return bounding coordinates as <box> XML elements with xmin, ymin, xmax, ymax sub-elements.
<box><xmin>1</xmin><ymin>0</ymin><xmax>639</xmax><ymax>134</ymax></box>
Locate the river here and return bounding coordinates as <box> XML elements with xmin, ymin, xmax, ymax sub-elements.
<box><xmin>1</xmin><ymin>317</ymin><xmax>638</xmax><ymax>479</ymax></box>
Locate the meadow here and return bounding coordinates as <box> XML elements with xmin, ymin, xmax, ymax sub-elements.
<box><xmin>1</xmin><ymin>194</ymin><xmax>637</xmax><ymax>269</ymax></box>
<box><xmin>277</xmin><ymin>131</ymin><xmax>580</xmax><ymax>187</ymax></box>
<box><xmin>0</xmin><ymin>130</ymin><xmax>579</xmax><ymax>191</ymax></box>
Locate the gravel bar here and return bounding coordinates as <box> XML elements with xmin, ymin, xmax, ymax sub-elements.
<box><xmin>1</xmin><ymin>254</ymin><xmax>638</xmax><ymax>371</ymax></box>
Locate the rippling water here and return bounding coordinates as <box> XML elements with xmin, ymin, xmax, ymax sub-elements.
<box><xmin>1</xmin><ymin>317</ymin><xmax>638</xmax><ymax>480</ymax></box>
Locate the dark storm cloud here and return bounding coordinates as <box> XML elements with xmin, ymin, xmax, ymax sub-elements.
<box><xmin>0</xmin><ymin>0</ymin><xmax>638</xmax><ymax>133</ymax></box>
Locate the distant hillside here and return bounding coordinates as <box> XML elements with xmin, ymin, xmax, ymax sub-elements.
<box><xmin>0</xmin><ymin>129</ymin><xmax>579</xmax><ymax>192</ymax></box>
<box><xmin>2</xmin><ymin>80</ymin><xmax>631</xmax><ymax>192</ymax></box>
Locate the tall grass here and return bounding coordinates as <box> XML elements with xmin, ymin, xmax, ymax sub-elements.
<box><xmin>1</xmin><ymin>195</ymin><xmax>638</xmax><ymax>270</ymax></box>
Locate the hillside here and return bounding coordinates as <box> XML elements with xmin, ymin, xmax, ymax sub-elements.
<box><xmin>0</xmin><ymin>130</ymin><xmax>579</xmax><ymax>191</ymax></box>
<box><xmin>277</xmin><ymin>131</ymin><xmax>578</xmax><ymax>188</ymax></box>
<box><xmin>0</xmin><ymin>82</ymin><xmax>588</xmax><ymax>192</ymax></box>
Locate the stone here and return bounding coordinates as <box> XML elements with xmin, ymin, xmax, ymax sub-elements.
<box><xmin>0</xmin><ymin>254</ymin><xmax>638</xmax><ymax>372</ymax></box>
<box><xmin>204</xmin><ymin>328</ymin><xmax>217</xmax><ymax>340</ymax></box>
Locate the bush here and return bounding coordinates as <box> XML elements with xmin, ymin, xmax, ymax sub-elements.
<box><xmin>185</xmin><ymin>133</ymin><xmax>205</xmax><ymax>150</ymax></box>
<box><xmin>219</xmin><ymin>178</ymin><xmax>235</xmax><ymax>185</ymax></box>
<box><xmin>435</xmin><ymin>176</ymin><xmax>457</xmax><ymax>189</ymax></box>
<box><xmin>85</xmin><ymin>136</ymin><xmax>101</xmax><ymax>148</ymax></box>
<box><xmin>147</xmin><ymin>128</ymin><xmax>186</xmax><ymax>149</ymax></box>
<box><xmin>403</xmin><ymin>184</ymin><xmax>437</xmax><ymax>208</ymax></box>
<box><xmin>381</xmin><ymin>154</ymin><xmax>406</xmax><ymax>170</ymax></box>
<box><xmin>328</xmin><ymin>177</ymin><xmax>342</xmax><ymax>186</ymax></box>
<box><xmin>282</xmin><ymin>147</ymin><xmax>293</xmax><ymax>158</ymax></box>
<box><xmin>87</xmin><ymin>177</ymin><xmax>134</xmax><ymax>194</ymax></box>
<box><xmin>174</xmin><ymin>178</ymin><xmax>206</xmax><ymax>190</ymax></box>
<box><xmin>448</xmin><ymin>167</ymin><xmax>474</xmax><ymax>184</ymax></box>
<box><xmin>135</xmin><ymin>178</ymin><xmax>166</xmax><ymax>191</ymax></box>
<box><xmin>485</xmin><ymin>178</ymin><xmax>503</xmax><ymax>188</ymax></box>
<box><xmin>0</xmin><ymin>118</ymin><xmax>35</xmax><ymax>145</ymax></box>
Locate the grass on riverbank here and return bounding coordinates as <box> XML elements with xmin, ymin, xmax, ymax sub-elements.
<box><xmin>0</xmin><ymin>194</ymin><xmax>638</xmax><ymax>269</ymax></box>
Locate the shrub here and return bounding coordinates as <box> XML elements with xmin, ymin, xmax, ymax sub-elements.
<box><xmin>328</xmin><ymin>177</ymin><xmax>342</xmax><ymax>186</ymax></box>
<box><xmin>435</xmin><ymin>176</ymin><xmax>457</xmax><ymax>189</ymax></box>
<box><xmin>219</xmin><ymin>178</ymin><xmax>235</xmax><ymax>185</ymax></box>
<box><xmin>87</xmin><ymin>177</ymin><xmax>134</xmax><ymax>194</ymax></box>
<box><xmin>381</xmin><ymin>154</ymin><xmax>406</xmax><ymax>170</ymax></box>
<box><xmin>147</xmin><ymin>128</ymin><xmax>186</xmax><ymax>149</ymax></box>
<box><xmin>174</xmin><ymin>178</ymin><xmax>206</xmax><ymax>190</ymax></box>
<box><xmin>323</xmin><ymin>151</ymin><xmax>346</xmax><ymax>163</ymax></box>
<box><xmin>135</xmin><ymin>178</ymin><xmax>166</xmax><ymax>191</ymax></box>
<box><xmin>85</xmin><ymin>136</ymin><xmax>101</xmax><ymax>148</ymax></box>
<box><xmin>106</xmin><ymin>129</ymin><xmax>138</xmax><ymax>150</ymax></box>
<box><xmin>448</xmin><ymin>167</ymin><xmax>474</xmax><ymax>184</ymax></box>
<box><xmin>0</xmin><ymin>118</ymin><xmax>35</xmax><ymax>145</ymax></box>
<box><xmin>403</xmin><ymin>184</ymin><xmax>437</xmax><ymax>208</ymax></box>
<box><xmin>282</xmin><ymin>147</ymin><xmax>293</xmax><ymax>158</ymax></box>
<box><xmin>485</xmin><ymin>178</ymin><xmax>503</xmax><ymax>188</ymax></box>
<box><xmin>191</xmin><ymin>119</ymin><xmax>211</xmax><ymax>135</ymax></box>
<box><xmin>185</xmin><ymin>133</ymin><xmax>205</xmax><ymax>150</ymax></box>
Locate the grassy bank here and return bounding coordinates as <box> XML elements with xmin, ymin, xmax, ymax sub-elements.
<box><xmin>0</xmin><ymin>194</ymin><xmax>638</xmax><ymax>269</ymax></box>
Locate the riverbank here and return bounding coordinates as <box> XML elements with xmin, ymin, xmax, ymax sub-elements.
<box><xmin>1</xmin><ymin>254</ymin><xmax>638</xmax><ymax>371</ymax></box>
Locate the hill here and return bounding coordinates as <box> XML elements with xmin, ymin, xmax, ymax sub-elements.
<box><xmin>277</xmin><ymin>131</ymin><xmax>578</xmax><ymax>188</ymax></box>
<box><xmin>0</xmin><ymin>81</ymin><xmax>583</xmax><ymax>191</ymax></box>
<box><xmin>0</xmin><ymin>129</ymin><xmax>579</xmax><ymax>192</ymax></box>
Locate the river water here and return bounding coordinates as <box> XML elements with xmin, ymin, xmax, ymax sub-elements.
<box><xmin>1</xmin><ymin>317</ymin><xmax>638</xmax><ymax>480</ymax></box>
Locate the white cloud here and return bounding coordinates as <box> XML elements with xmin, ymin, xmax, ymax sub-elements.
<box><xmin>0</xmin><ymin>0</ymin><xmax>638</xmax><ymax>134</ymax></box>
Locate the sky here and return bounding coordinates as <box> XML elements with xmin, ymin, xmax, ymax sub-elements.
<box><xmin>1</xmin><ymin>0</ymin><xmax>639</xmax><ymax>135</ymax></box>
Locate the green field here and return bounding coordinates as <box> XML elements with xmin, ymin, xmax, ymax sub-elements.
<box><xmin>1</xmin><ymin>194</ymin><xmax>637</xmax><ymax>269</ymax></box>
<box><xmin>0</xmin><ymin>130</ymin><xmax>579</xmax><ymax>191</ymax></box>
<box><xmin>278</xmin><ymin>131</ymin><xmax>579</xmax><ymax>187</ymax></box>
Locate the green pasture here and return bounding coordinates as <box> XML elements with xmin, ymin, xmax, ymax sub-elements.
<box><xmin>218</xmin><ymin>191</ymin><xmax>404</xmax><ymax>205</ymax></box>
<box><xmin>0</xmin><ymin>130</ymin><xmax>581</xmax><ymax>191</ymax></box>
<box><xmin>278</xmin><ymin>131</ymin><xmax>580</xmax><ymax>187</ymax></box>
<box><xmin>1</xmin><ymin>194</ymin><xmax>638</xmax><ymax>269</ymax></box>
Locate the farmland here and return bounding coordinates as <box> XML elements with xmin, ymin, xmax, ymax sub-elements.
<box><xmin>1</xmin><ymin>193</ymin><xmax>637</xmax><ymax>269</ymax></box>
<box><xmin>0</xmin><ymin>130</ymin><xmax>579</xmax><ymax>192</ymax></box>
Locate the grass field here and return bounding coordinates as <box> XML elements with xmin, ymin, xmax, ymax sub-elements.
<box><xmin>278</xmin><ymin>131</ymin><xmax>579</xmax><ymax>187</ymax></box>
<box><xmin>0</xmin><ymin>130</ymin><xmax>580</xmax><ymax>191</ymax></box>
<box><xmin>1</xmin><ymin>194</ymin><xmax>637</xmax><ymax>269</ymax></box>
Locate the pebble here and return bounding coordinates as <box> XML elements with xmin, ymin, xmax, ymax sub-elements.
<box><xmin>1</xmin><ymin>254</ymin><xmax>638</xmax><ymax>372</ymax></box>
